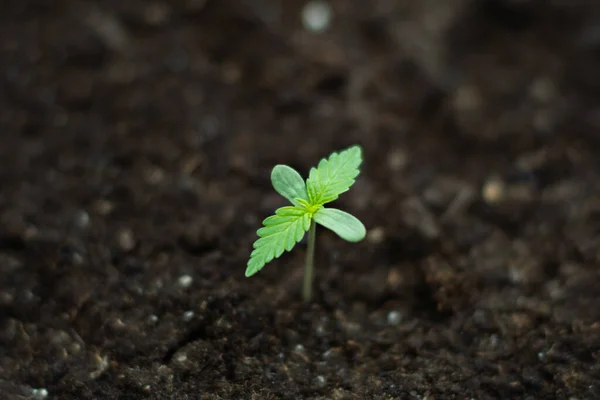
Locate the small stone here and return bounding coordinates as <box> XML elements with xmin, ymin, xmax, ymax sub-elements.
<box><xmin>367</xmin><ymin>226</ymin><xmax>385</xmax><ymax>244</ymax></box>
<box><xmin>182</xmin><ymin>310</ymin><xmax>194</xmax><ymax>321</ymax></box>
<box><xmin>386</xmin><ymin>310</ymin><xmax>403</xmax><ymax>325</ymax></box>
<box><xmin>529</xmin><ymin>77</ymin><xmax>556</xmax><ymax>103</ymax></box>
<box><xmin>482</xmin><ymin>178</ymin><xmax>505</xmax><ymax>203</ymax></box>
<box><xmin>117</xmin><ymin>228</ymin><xmax>136</xmax><ymax>252</ymax></box>
<box><xmin>94</xmin><ymin>199</ymin><xmax>115</xmax><ymax>215</ymax></box>
<box><xmin>0</xmin><ymin>291</ymin><xmax>14</xmax><ymax>306</ymax></box>
<box><xmin>293</xmin><ymin>344</ymin><xmax>306</xmax><ymax>354</ymax></box>
<box><xmin>73</xmin><ymin>210</ymin><xmax>91</xmax><ymax>229</ymax></box>
<box><xmin>111</xmin><ymin>318</ymin><xmax>126</xmax><ymax>330</ymax></box>
<box><xmin>387</xmin><ymin>148</ymin><xmax>408</xmax><ymax>171</ymax></box>
<box><xmin>144</xmin><ymin>165</ymin><xmax>165</xmax><ymax>185</ymax></box>
<box><xmin>178</xmin><ymin>274</ymin><xmax>193</xmax><ymax>288</ymax></box>
<box><xmin>313</xmin><ymin>375</ymin><xmax>327</xmax><ymax>389</ymax></box>
<box><xmin>302</xmin><ymin>1</ymin><xmax>332</xmax><ymax>33</ymax></box>
<box><xmin>453</xmin><ymin>85</ymin><xmax>482</xmax><ymax>112</ymax></box>
<box><xmin>31</xmin><ymin>388</ymin><xmax>48</xmax><ymax>399</ymax></box>
<box><xmin>386</xmin><ymin>269</ymin><xmax>402</xmax><ymax>289</ymax></box>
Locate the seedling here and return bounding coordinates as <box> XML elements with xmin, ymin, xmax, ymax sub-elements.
<box><xmin>246</xmin><ymin>145</ymin><xmax>366</xmax><ymax>302</ymax></box>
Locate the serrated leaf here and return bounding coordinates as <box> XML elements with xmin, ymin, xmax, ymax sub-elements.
<box><xmin>306</xmin><ymin>145</ymin><xmax>363</xmax><ymax>205</ymax></box>
<box><xmin>271</xmin><ymin>165</ymin><xmax>308</xmax><ymax>206</ymax></box>
<box><xmin>313</xmin><ymin>207</ymin><xmax>366</xmax><ymax>242</ymax></box>
<box><xmin>246</xmin><ymin>206</ymin><xmax>311</xmax><ymax>277</ymax></box>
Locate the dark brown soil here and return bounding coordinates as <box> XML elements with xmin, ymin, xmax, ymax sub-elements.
<box><xmin>1</xmin><ymin>1</ymin><xmax>600</xmax><ymax>399</ymax></box>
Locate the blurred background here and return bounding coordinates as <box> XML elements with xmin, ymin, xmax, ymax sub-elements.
<box><xmin>2</xmin><ymin>0</ymin><xmax>600</xmax><ymax>398</ymax></box>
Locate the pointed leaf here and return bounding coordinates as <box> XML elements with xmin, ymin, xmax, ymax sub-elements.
<box><xmin>313</xmin><ymin>207</ymin><xmax>366</xmax><ymax>242</ymax></box>
<box><xmin>306</xmin><ymin>145</ymin><xmax>363</xmax><ymax>205</ymax></box>
<box><xmin>246</xmin><ymin>206</ymin><xmax>311</xmax><ymax>277</ymax></box>
<box><xmin>271</xmin><ymin>165</ymin><xmax>309</xmax><ymax>206</ymax></box>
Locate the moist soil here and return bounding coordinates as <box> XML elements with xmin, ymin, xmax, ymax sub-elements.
<box><xmin>1</xmin><ymin>1</ymin><xmax>600</xmax><ymax>399</ymax></box>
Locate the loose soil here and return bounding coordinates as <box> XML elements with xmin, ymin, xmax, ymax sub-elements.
<box><xmin>1</xmin><ymin>1</ymin><xmax>600</xmax><ymax>399</ymax></box>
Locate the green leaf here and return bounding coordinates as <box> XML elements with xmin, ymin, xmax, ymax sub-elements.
<box><xmin>313</xmin><ymin>207</ymin><xmax>366</xmax><ymax>242</ymax></box>
<box><xmin>271</xmin><ymin>165</ymin><xmax>309</xmax><ymax>206</ymax></box>
<box><xmin>306</xmin><ymin>145</ymin><xmax>363</xmax><ymax>205</ymax></box>
<box><xmin>246</xmin><ymin>206</ymin><xmax>312</xmax><ymax>277</ymax></box>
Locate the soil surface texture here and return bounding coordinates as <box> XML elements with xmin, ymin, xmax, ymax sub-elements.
<box><xmin>1</xmin><ymin>1</ymin><xmax>600</xmax><ymax>399</ymax></box>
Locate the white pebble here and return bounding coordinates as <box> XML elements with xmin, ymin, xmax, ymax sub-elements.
<box><xmin>182</xmin><ymin>310</ymin><xmax>194</xmax><ymax>321</ymax></box>
<box><xmin>74</xmin><ymin>210</ymin><xmax>91</xmax><ymax>229</ymax></box>
<box><xmin>178</xmin><ymin>274</ymin><xmax>193</xmax><ymax>288</ymax></box>
<box><xmin>31</xmin><ymin>389</ymin><xmax>48</xmax><ymax>399</ymax></box>
<box><xmin>313</xmin><ymin>375</ymin><xmax>327</xmax><ymax>389</ymax></box>
<box><xmin>387</xmin><ymin>310</ymin><xmax>403</xmax><ymax>325</ymax></box>
<box><xmin>301</xmin><ymin>1</ymin><xmax>332</xmax><ymax>33</ymax></box>
<box><xmin>293</xmin><ymin>344</ymin><xmax>305</xmax><ymax>353</ymax></box>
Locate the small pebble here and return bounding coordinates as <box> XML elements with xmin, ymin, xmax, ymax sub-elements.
<box><xmin>387</xmin><ymin>310</ymin><xmax>403</xmax><ymax>325</ymax></box>
<box><xmin>313</xmin><ymin>375</ymin><xmax>327</xmax><ymax>389</ymax></box>
<box><xmin>117</xmin><ymin>228</ymin><xmax>136</xmax><ymax>252</ymax></box>
<box><xmin>73</xmin><ymin>210</ymin><xmax>91</xmax><ymax>229</ymax></box>
<box><xmin>482</xmin><ymin>178</ymin><xmax>505</xmax><ymax>203</ymax></box>
<box><xmin>387</xmin><ymin>148</ymin><xmax>408</xmax><ymax>171</ymax></box>
<box><xmin>182</xmin><ymin>310</ymin><xmax>194</xmax><ymax>321</ymax></box>
<box><xmin>367</xmin><ymin>226</ymin><xmax>385</xmax><ymax>244</ymax></box>
<box><xmin>144</xmin><ymin>165</ymin><xmax>165</xmax><ymax>184</ymax></box>
<box><xmin>453</xmin><ymin>85</ymin><xmax>482</xmax><ymax>112</ymax></box>
<box><xmin>529</xmin><ymin>77</ymin><xmax>556</xmax><ymax>103</ymax></box>
<box><xmin>178</xmin><ymin>274</ymin><xmax>193</xmax><ymax>288</ymax></box>
<box><xmin>94</xmin><ymin>199</ymin><xmax>115</xmax><ymax>215</ymax></box>
<box><xmin>0</xmin><ymin>291</ymin><xmax>14</xmax><ymax>306</ymax></box>
<box><xmin>111</xmin><ymin>318</ymin><xmax>126</xmax><ymax>330</ymax></box>
<box><xmin>31</xmin><ymin>389</ymin><xmax>48</xmax><ymax>399</ymax></box>
<box><xmin>293</xmin><ymin>344</ymin><xmax>306</xmax><ymax>354</ymax></box>
<box><xmin>302</xmin><ymin>1</ymin><xmax>332</xmax><ymax>33</ymax></box>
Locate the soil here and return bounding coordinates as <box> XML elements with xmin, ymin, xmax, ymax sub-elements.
<box><xmin>1</xmin><ymin>0</ymin><xmax>600</xmax><ymax>399</ymax></box>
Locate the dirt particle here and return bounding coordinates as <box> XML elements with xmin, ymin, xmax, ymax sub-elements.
<box><xmin>530</xmin><ymin>77</ymin><xmax>557</xmax><ymax>103</ymax></box>
<box><xmin>144</xmin><ymin>165</ymin><xmax>166</xmax><ymax>185</ymax></box>
<box><xmin>453</xmin><ymin>85</ymin><xmax>482</xmax><ymax>112</ymax></box>
<box><xmin>94</xmin><ymin>199</ymin><xmax>115</xmax><ymax>216</ymax></box>
<box><xmin>401</xmin><ymin>196</ymin><xmax>440</xmax><ymax>239</ymax></box>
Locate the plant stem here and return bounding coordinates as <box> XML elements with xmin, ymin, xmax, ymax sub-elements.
<box><xmin>303</xmin><ymin>219</ymin><xmax>316</xmax><ymax>302</ymax></box>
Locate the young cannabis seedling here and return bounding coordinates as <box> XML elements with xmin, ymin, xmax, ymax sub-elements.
<box><xmin>246</xmin><ymin>145</ymin><xmax>366</xmax><ymax>302</ymax></box>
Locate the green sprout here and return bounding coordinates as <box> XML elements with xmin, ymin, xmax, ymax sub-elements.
<box><xmin>246</xmin><ymin>145</ymin><xmax>367</xmax><ymax>302</ymax></box>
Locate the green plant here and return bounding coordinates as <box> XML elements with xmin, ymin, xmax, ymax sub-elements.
<box><xmin>246</xmin><ymin>145</ymin><xmax>366</xmax><ymax>301</ymax></box>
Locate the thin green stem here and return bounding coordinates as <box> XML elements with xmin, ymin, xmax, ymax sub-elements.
<box><xmin>303</xmin><ymin>219</ymin><xmax>317</xmax><ymax>302</ymax></box>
